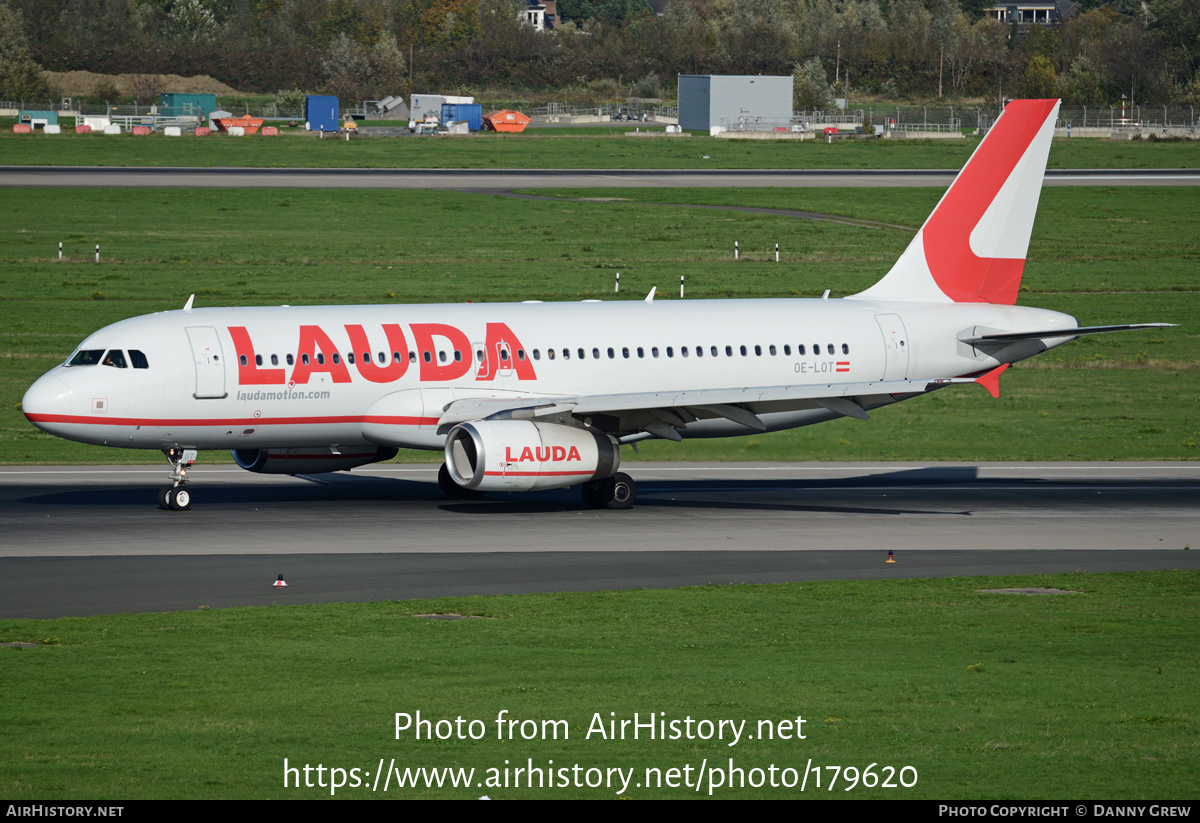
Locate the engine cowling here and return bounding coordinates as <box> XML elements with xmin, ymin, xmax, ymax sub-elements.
<box><xmin>231</xmin><ymin>446</ymin><xmax>399</xmax><ymax>475</ymax></box>
<box><xmin>444</xmin><ymin>420</ymin><xmax>619</xmax><ymax>492</ymax></box>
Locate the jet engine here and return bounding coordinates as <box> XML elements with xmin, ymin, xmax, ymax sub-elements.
<box><xmin>444</xmin><ymin>420</ymin><xmax>619</xmax><ymax>492</ymax></box>
<box><xmin>231</xmin><ymin>446</ymin><xmax>399</xmax><ymax>475</ymax></box>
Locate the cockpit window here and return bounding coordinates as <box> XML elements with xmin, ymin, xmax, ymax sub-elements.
<box><xmin>68</xmin><ymin>349</ymin><xmax>104</xmax><ymax>366</ymax></box>
<box><xmin>102</xmin><ymin>350</ymin><xmax>127</xmax><ymax>368</ymax></box>
<box><xmin>128</xmin><ymin>350</ymin><xmax>148</xmax><ymax>368</ymax></box>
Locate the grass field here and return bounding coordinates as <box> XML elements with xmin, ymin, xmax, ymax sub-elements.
<box><xmin>1</xmin><ymin>185</ymin><xmax>1196</xmax><ymax>465</ymax></box>
<box><xmin>2</xmin><ymin>571</ymin><xmax>1196</xmax><ymax>799</ymax></box>
<box><xmin>2</xmin><ymin>129</ymin><xmax>1199</xmax><ymax>169</ymax></box>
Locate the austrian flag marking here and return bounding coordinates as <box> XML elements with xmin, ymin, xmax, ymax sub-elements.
<box><xmin>836</xmin><ymin>361</ymin><xmax>851</xmax><ymax>373</ymax></box>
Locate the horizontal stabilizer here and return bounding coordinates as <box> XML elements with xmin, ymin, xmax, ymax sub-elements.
<box><xmin>960</xmin><ymin>323</ymin><xmax>1176</xmax><ymax>344</ymax></box>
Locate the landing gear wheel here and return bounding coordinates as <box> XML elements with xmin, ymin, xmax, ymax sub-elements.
<box><xmin>606</xmin><ymin>472</ymin><xmax>636</xmax><ymax>510</ymax></box>
<box><xmin>166</xmin><ymin>486</ymin><xmax>192</xmax><ymax>511</ymax></box>
<box><xmin>438</xmin><ymin>463</ymin><xmax>484</xmax><ymax>499</ymax></box>
<box><xmin>157</xmin><ymin>485</ymin><xmax>173</xmax><ymax>510</ymax></box>
<box><xmin>581</xmin><ymin>473</ymin><xmax>636</xmax><ymax>510</ymax></box>
<box><xmin>581</xmin><ymin>477</ymin><xmax>610</xmax><ymax>508</ymax></box>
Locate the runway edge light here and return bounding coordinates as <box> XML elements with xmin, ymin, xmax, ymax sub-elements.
<box><xmin>886</xmin><ymin>550</ymin><xmax>896</xmax><ymax>564</ymax></box>
<box><xmin>274</xmin><ymin>574</ymin><xmax>288</xmax><ymax>589</ymax></box>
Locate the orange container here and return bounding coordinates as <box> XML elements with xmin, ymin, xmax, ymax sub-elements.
<box><xmin>75</xmin><ymin>125</ymin><xmax>92</xmax><ymax>134</ymax></box>
<box><xmin>214</xmin><ymin>116</ymin><xmax>264</xmax><ymax>135</ymax></box>
<box><xmin>132</xmin><ymin>125</ymin><xmax>151</xmax><ymax>135</ymax></box>
<box><xmin>483</xmin><ymin>110</ymin><xmax>531</xmax><ymax>133</ymax></box>
<box><xmin>13</xmin><ymin>124</ymin><xmax>31</xmax><ymax>133</ymax></box>
<box><xmin>194</xmin><ymin>127</ymin><xmax>212</xmax><ymax>136</ymax></box>
<box><xmin>261</xmin><ymin>126</ymin><xmax>279</xmax><ymax>136</ymax></box>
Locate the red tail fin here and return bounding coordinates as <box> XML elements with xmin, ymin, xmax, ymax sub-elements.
<box><xmin>851</xmin><ymin>99</ymin><xmax>1061</xmax><ymax>305</ymax></box>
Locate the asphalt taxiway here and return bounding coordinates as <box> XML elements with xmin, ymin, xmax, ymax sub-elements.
<box><xmin>1</xmin><ymin>462</ymin><xmax>1196</xmax><ymax>618</ymax></box>
<box><xmin>2</xmin><ymin>167</ymin><xmax>1197</xmax><ymax>189</ymax></box>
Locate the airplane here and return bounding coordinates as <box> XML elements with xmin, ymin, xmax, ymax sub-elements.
<box><xmin>22</xmin><ymin>99</ymin><xmax>1173</xmax><ymax>511</ymax></box>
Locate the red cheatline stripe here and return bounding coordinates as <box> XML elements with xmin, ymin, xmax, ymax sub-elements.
<box><xmin>836</xmin><ymin>361</ymin><xmax>850</xmax><ymax>365</ymax></box>
<box><xmin>25</xmin><ymin>413</ymin><xmax>439</xmax><ymax>427</ymax></box>
<box><xmin>484</xmin><ymin>470</ymin><xmax>594</xmax><ymax>477</ymax></box>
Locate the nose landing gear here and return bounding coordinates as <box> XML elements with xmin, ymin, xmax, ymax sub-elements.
<box><xmin>158</xmin><ymin>447</ymin><xmax>197</xmax><ymax>511</ymax></box>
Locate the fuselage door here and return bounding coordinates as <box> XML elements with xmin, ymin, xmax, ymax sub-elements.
<box><xmin>875</xmin><ymin>313</ymin><xmax>909</xmax><ymax>381</ymax></box>
<box><xmin>185</xmin><ymin>326</ymin><xmax>227</xmax><ymax>399</ymax></box>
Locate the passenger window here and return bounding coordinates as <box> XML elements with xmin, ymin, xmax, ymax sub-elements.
<box><xmin>239</xmin><ymin>355</ymin><xmax>248</xmax><ymax>367</ymax></box>
<box><xmin>410</xmin><ymin>352</ymin><xmax>417</xmax><ymax>363</ymax></box>
<box><xmin>637</xmin><ymin>347</ymin><xmax>644</xmax><ymax>358</ymax></box>
<box><xmin>423</xmin><ymin>351</ymin><xmax>431</xmax><ymax>363</ymax></box>
<box><xmin>533</xmin><ymin>349</ymin><xmax>541</xmax><ymax>361</ymax></box>
<box><xmin>500</xmin><ymin>349</ymin><xmax>509</xmax><ymax>362</ymax></box>
<box><xmin>814</xmin><ymin>343</ymin><xmax>820</xmax><ymax>354</ymax></box>
<box><xmin>710</xmin><ymin>346</ymin><xmax>718</xmax><ymax>357</ymax></box>
<box><xmin>288</xmin><ymin>354</ymin><xmax>295</xmax><ymax>365</ymax></box>
<box><xmin>393</xmin><ymin>351</ymin><xmax>402</xmax><ymax>363</ymax></box>
<box><xmin>769</xmin><ymin>345</ymin><xmax>777</xmax><ymax>356</ymax></box>
<box><xmin>592</xmin><ymin>348</ymin><xmax>600</xmax><ymax>359</ymax></box>
<box><xmin>129</xmin><ymin>350</ymin><xmax>149</xmax><ymax>369</ymax></box>
<box><xmin>348</xmin><ymin>353</ymin><xmax>356</xmax><ymax>365</ymax></box>
<box><xmin>622</xmin><ymin>347</ymin><xmax>630</xmax><ymax>359</ymax></box>
<box><xmin>666</xmin><ymin>346</ymin><xmax>674</xmax><ymax>358</ymax></box>
<box><xmin>754</xmin><ymin>345</ymin><xmax>762</xmax><ymax>356</ymax></box>
<box><xmin>517</xmin><ymin>349</ymin><xmax>526</xmax><ymax>361</ymax></box>
<box><xmin>725</xmin><ymin>345</ymin><xmax>732</xmax><ymax>357</ymax></box>
<box><xmin>797</xmin><ymin>345</ymin><xmax>805</xmax><ymax>356</ymax></box>
<box><xmin>783</xmin><ymin>345</ymin><xmax>791</xmax><ymax>356</ymax></box>
<box><xmin>438</xmin><ymin>351</ymin><xmax>446</xmax><ymax>363</ymax></box>
<box><xmin>333</xmin><ymin>353</ymin><xmax>342</xmax><ymax>365</ymax></box>
<box><xmin>270</xmin><ymin>354</ymin><xmax>279</xmax><ymax>366</ymax></box>
<box><xmin>739</xmin><ymin>345</ymin><xmax>747</xmax><ymax>356</ymax></box>
<box><xmin>652</xmin><ymin>347</ymin><xmax>659</xmax><ymax>358</ymax></box>
<box><xmin>548</xmin><ymin>349</ymin><xmax>555</xmax><ymax>360</ymax></box>
<box><xmin>301</xmin><ymin>354</ymin><xmax>310</xmax><ymax>365</ymax></box>
<box><xmin>317</xmin><ymin>353</ymin><xmax>325</xmax><ymax>365</ymax></box>
<box><xmin>607</xmin><ymin>347</ymin><xmax>614</xmax><ymax>359</ymax></box>
<box><xmin>842</xmin><ymin>343</ymin><xmax>850</xmax><ymax>354</ymax></box>
<box><xmin>255</xmin><ymin>354</ymin><xmax>263</xmax><ymax>366</ymax></box>
<box><xmin>827</xmin><ymin>344</ymin><xmax>835</xmax><ymax>355</ymax></box>
<box><xmin>695</xmin><ymin>346</ymin><xmax>702</xmax><ymax>357</ymax></box>
<box><xmin>578</xmin><ymin>348</ymin><xmax>585</xmax><ymax>360</ymax></box>
<box><xmin>681</xmin><ymin>347</ymin><xmax>688</xmax><ymax>358</ymax></box>
<box><xmin>562</xmin><ymin>348</ymin><xmax>570</xmax><ymax>360</ymax></box>
<box><xmin>68</xmin><ymin>349</ymin><xmax>105</xmax><ymax>366</ymax></box>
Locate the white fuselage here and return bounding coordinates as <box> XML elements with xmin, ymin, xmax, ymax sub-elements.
<box><xmin>23</xmin><ymin>296</ymin><xmax>1077</xmax><ymax>453</ymax></box>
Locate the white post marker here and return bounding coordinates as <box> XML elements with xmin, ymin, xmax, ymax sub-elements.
<box><xmin>95</xmin><ymin>244</ymin><xmax>99</xmax><ymax>263</ymax></box>
<box><xmin>735</xmin><ymin>240</ymin><xmax>739</xmax><ymax>261</ymax></box>
<box><xmin>680</xmin><ymin>274</ymin><xmax>684</xmax><ymax>298</ymax></box>
<box><xmin>58</xmin><ymin>242</ymin><xmax>62</xmax><ymax>260</ymax></box>
<box><xmin>775</xmin><ymin>243</ymin><xmax>779</xmax><ymax>262</ymax></box>
<box><xmin>615</xmin><ymin>272</ymin><xmax>620</xmax><ymax>293</ymax></box>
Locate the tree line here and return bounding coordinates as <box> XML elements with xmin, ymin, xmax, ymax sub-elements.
<box><xmin>1</xmin><ymin>0</ymin><xmax>1197</xmax><ymax>106</ymax></box>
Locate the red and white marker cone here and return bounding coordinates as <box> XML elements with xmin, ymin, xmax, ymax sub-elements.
<box><xmin>273</xmin><ymin>574</ymin><xmax>288</xmax><ymax>588</ymax></box>
<box><xmin>885</xmin><ymin>550</ymin><xmax>896</xmax><ymax>564</ymax></box>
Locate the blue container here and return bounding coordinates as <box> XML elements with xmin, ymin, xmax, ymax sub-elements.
<box><xmin>305</xmin><ymin>95</ymin><xmax>340</xmax><ymax>132</ymax></box>
<box><xmin>441</xmin><ymin>103</ymin><xmax>482</xmax><ymax>132</ymax></box>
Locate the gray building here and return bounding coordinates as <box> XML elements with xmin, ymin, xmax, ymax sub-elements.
<box><xmin>678</xmin><ymin>75</ymin><xmax>794</xmax><ymax>131</ymax></box>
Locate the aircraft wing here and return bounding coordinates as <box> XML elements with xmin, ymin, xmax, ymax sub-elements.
<box><xmin>437</xmin><ymin>375</ymin><xmax>981</xmax><ymax>439</ymax></box>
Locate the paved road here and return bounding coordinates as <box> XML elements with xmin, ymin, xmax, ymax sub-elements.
<box><xmin>1</xmin><ymin>166</ymin><xmax>1197</xmax><ymax>189</ymax></box>
<box><xmin>1</xmin><ymin>462</ymin><xmax>1196</xmax><ymax>618</ymax></box>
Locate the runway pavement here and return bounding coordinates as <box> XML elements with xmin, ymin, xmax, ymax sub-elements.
<box><xmin>2</xmin><ymin>166</ymin><xmax>1197</xmax><ymax>189</ymax></box>
<box><xmin>1</xmin><ymin>462</ymin><xmax>1196</xmax><ymax>619</ymax></box>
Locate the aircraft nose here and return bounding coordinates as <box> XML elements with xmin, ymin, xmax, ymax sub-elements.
<box><xmin>22</xmin><ymin>374</ymin><xmax>74</xmax><ymax>428</ymax></box>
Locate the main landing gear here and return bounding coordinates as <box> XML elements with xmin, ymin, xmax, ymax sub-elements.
<box><xmin>581</xmin><ymin>472</ymin><xmax>636</xmax><ymax>510</ymax></box>
<box><xmin>158</xmin><ymin>447</ymin><xmax>197</xmax><ymax>511</ymax></box>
